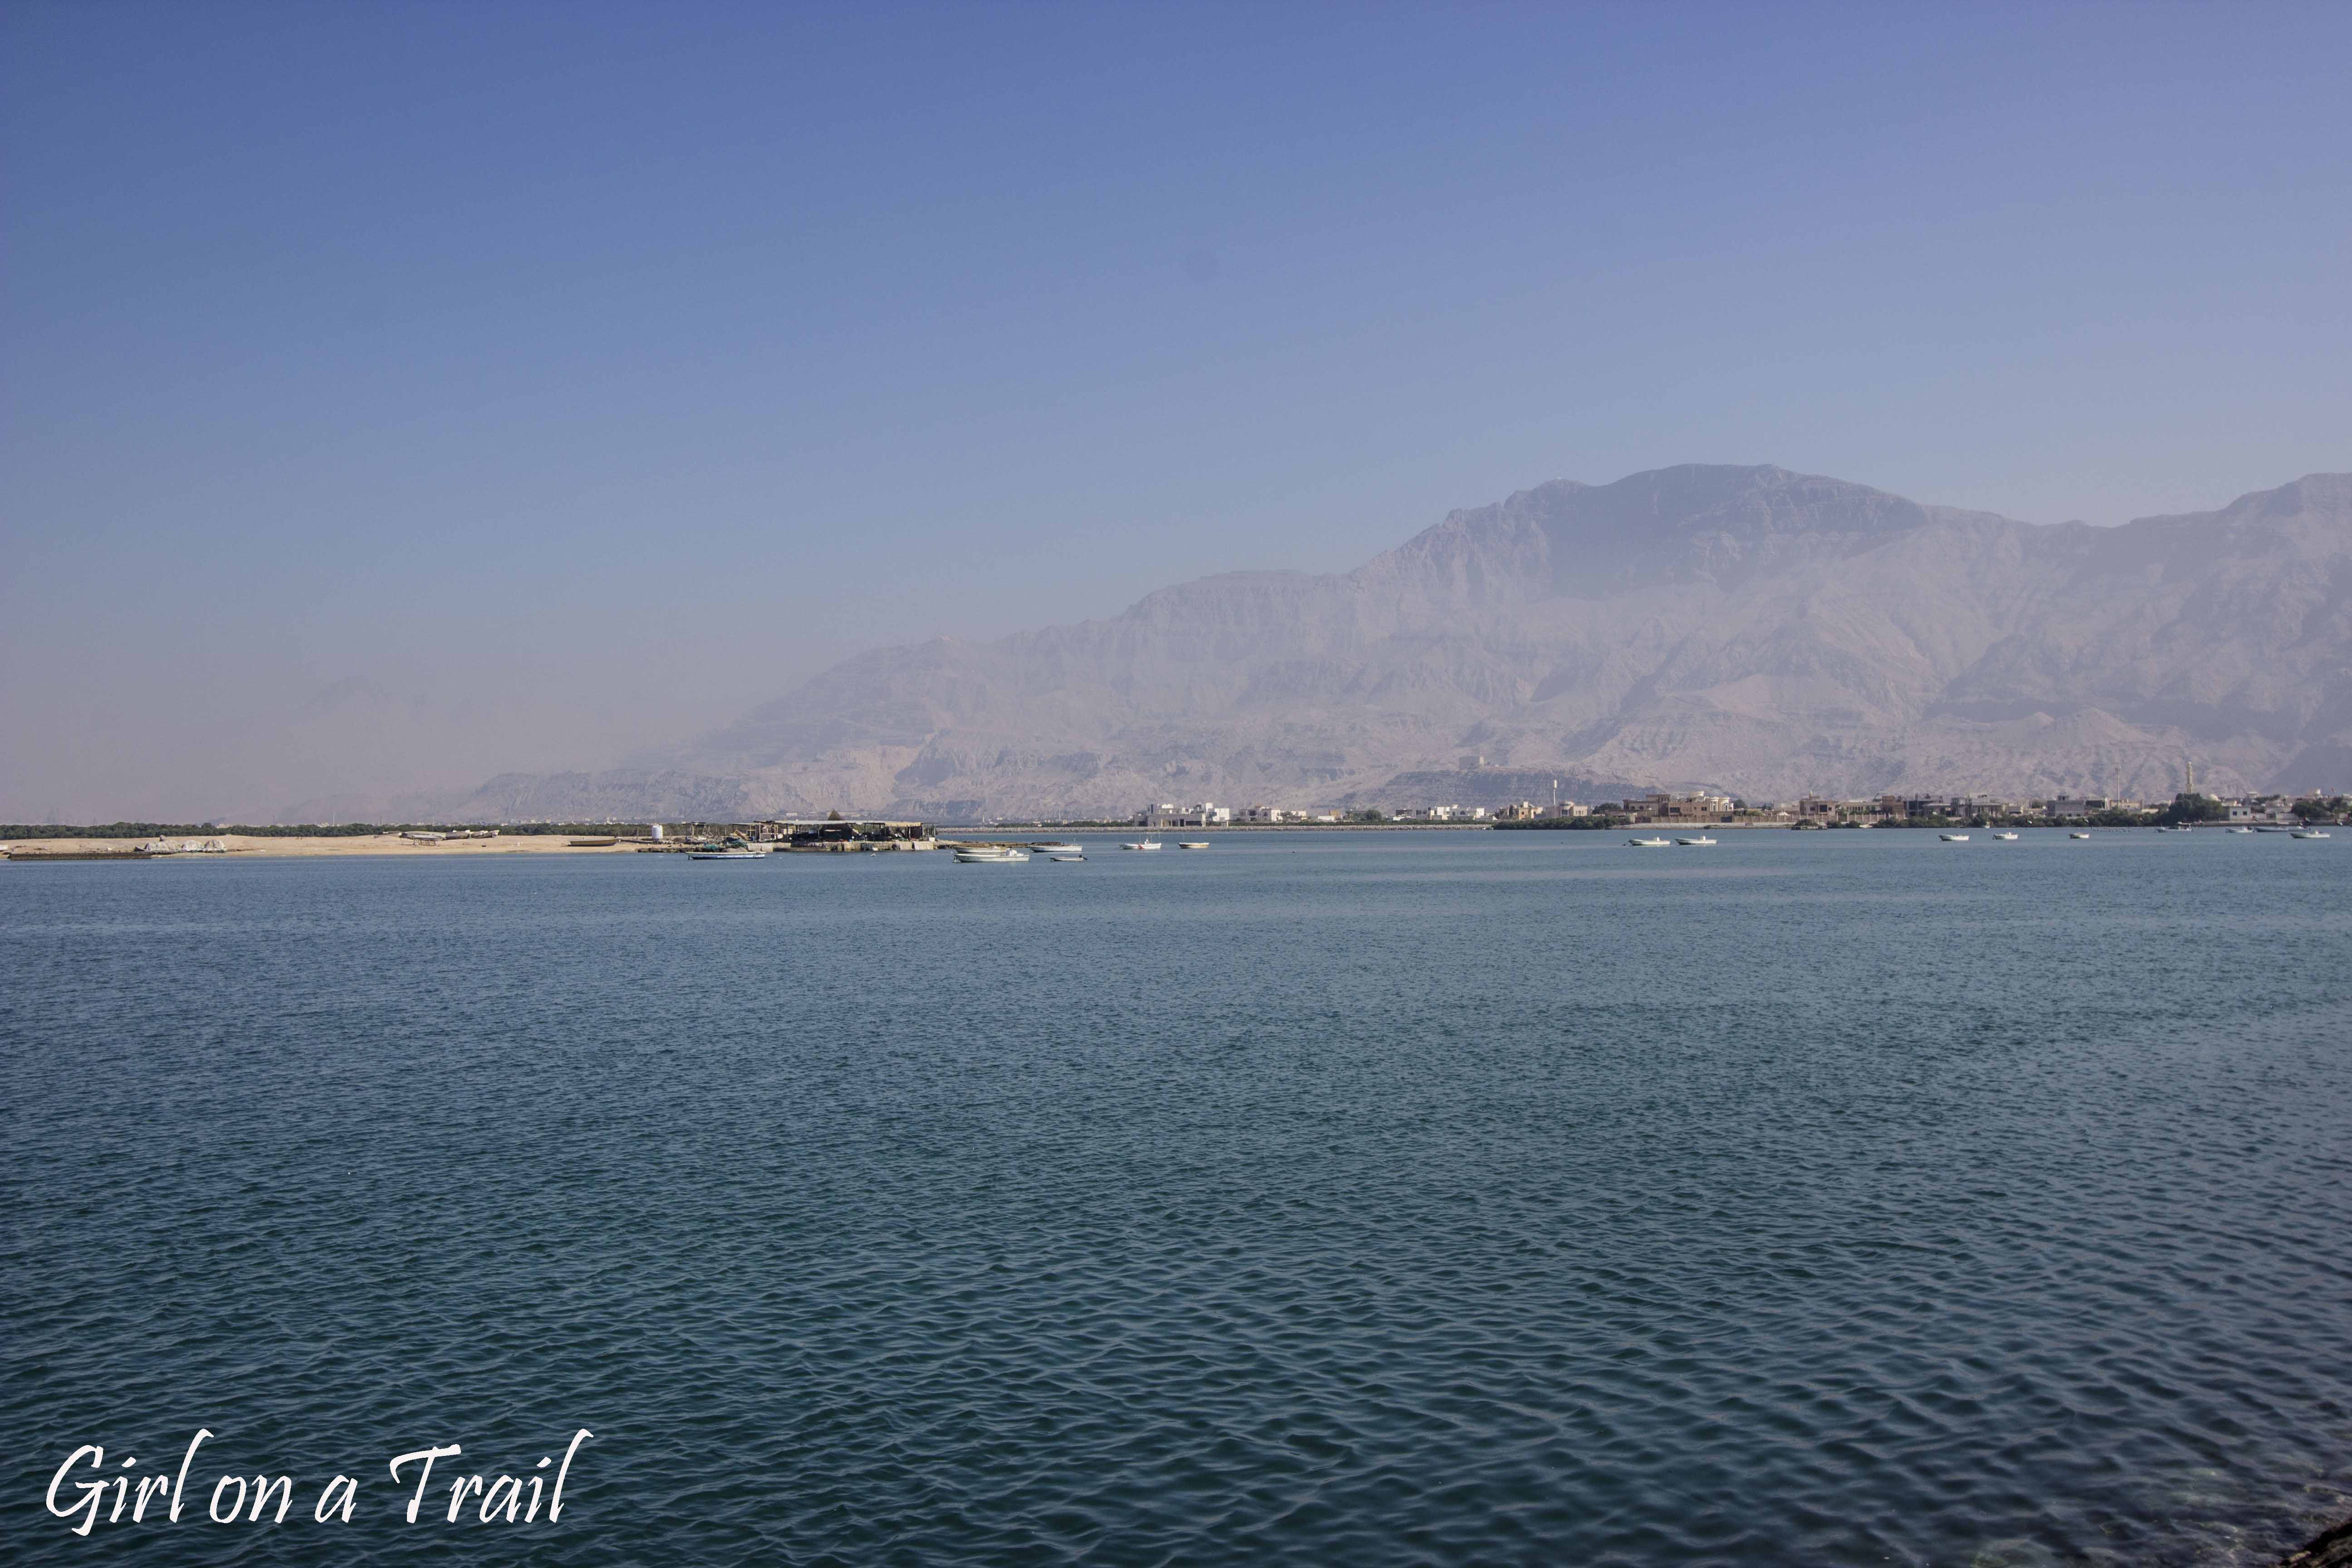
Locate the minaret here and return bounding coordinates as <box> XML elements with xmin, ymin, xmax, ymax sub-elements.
<box><xmin>2185</xmin><ymin>759</ymin><xmax>2196</xmax><ymax>797</ymax></box>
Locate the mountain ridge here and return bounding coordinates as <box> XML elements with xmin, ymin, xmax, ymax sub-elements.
<box><xmin>309</xmin><ymin>464</ymin><xmax>2352</xmax><ymax>823</ymax></box>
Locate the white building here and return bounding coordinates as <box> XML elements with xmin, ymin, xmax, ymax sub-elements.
<box><xmin>1143</xmin><ymin>801</ymin><xmax>1232</xmax><ymax>827</ymax></box>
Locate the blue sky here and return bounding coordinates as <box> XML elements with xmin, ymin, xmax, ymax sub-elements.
<box><xmin>5</xmin><ymin>2</ymin><xmax>2348</xmax><ymax>818</ymax></box>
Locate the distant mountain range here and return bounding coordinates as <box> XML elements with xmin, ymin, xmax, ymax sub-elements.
<box><xmin>360</xmin><ymin>464</ymin><xmax>2352</xmax><ymax>823</ymax></box>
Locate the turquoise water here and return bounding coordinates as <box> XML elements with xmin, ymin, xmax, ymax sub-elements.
<box><xmin>5</xmin><ymin>830</ymin><xmax>2349</xmax><ymax>1565</ymax></box>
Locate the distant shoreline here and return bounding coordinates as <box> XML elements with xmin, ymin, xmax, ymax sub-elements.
<box><xmin>945</xmin><ymin>821</ymin><xmax>1494</xmax><ymax>832</ymax></box>
<box><xmin>0</xmin><ymin>833</ymin><xmax>646</xmax><ymax>860</ymax></box>
<box><xmin>1</xmin><ymin>824</ymin><xmax>1502</xmax><ymax>859</ymax></box>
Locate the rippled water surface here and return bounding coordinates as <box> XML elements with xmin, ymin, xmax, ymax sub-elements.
<box><xmin>5</xmin><ymin>830</ymin><xmax>2350</xmax><ymax>1565</ymax></box>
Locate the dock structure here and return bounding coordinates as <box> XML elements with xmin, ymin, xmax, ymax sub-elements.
<box><xmin>760</xmin><ymin>818</ymin><xmax>937</xmax><ymax>852</ymax></box>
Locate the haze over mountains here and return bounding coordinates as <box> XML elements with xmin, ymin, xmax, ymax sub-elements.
<box><xmin>342</xmin><ymin>465</ymin><xmax>2352</xmax><ymax>824</ymax></box>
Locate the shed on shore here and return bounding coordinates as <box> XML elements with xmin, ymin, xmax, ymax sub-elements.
<box><xmin>762</xmin><ymin>819</ymin><xmax>936</xmax><ymax>851</ymax></box>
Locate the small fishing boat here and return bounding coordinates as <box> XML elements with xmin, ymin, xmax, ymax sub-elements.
<box><xmin>2228</xmin><ymin>826</ymin><xmax>2254</xmax><ymax>833</ymax></box>
<box><xmin>1940</xmin><ymin>833</ymin><xmax>1970</xmax><ymax>842</ymax></box>
<box><xmin>954</xmin><ymin>846</ymin><xmax>1029</xmax><ymax>863</ymax></box>
<box><xmin>1176</xmin><ymin>841</ymin><xmax>1210</xmax><ymax>850</ymax></box>
<box><xmin>1627</xmin><ymin>836</ymin><xmax>1671</xmax><ymax>848</ymax></box>
<box><xmin>691</xmin><ymin>835</ymin><xmax>764</xmax><ymax>860</ymax></box>
<box><xmin>1121</xmin><ymin>839</ymin><xmax>1162</xmax><ymax>851</ymax></box>
<box><xmin>1991</xmin><ymin>831</ymin><xmax>2019</xmax><ymax>841</ymax></box>
<box><xmin>2293</xmin><ymin>829</ymin><xmax>2331</xmax><ymax>840</ymax></box>
<box><xmin>1675</xmin><ymin>836</ymin><xmax>1716</xmax><ymax>846</ymax></box>
<box><xmin>1048</xmin><ymin>852</ymin><xmax>1086</xmax><ymax>862</ymax></box>
<box><xmin>2070</xmin><ymin>831</ymin><xmax>2092</xmax><ymax>839</ymax></box>
<box><xmin>1030</xmin><ymin>842</ymin><xmax>1084</xmax><ymax>855</ymax></box>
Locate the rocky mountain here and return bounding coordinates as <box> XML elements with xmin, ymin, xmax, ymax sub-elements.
<box><xmin>436</xmin><ymin>465</ymin><xmax>2352</xmax><ymax>821</ymax></box>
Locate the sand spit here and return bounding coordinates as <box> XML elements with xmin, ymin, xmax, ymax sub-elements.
<box><xmin>2</xmin><ymin>833</ymin><xmax>645</xmax><ymax>860</ymax></box>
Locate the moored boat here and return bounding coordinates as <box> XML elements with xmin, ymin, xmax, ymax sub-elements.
<box><xmin>3</xmin><ymin>848</ymin><xmax>153</xmax><ymax>862</ymax></box>
<box><xmin>1122</xmin><ymin>839</ymin><xmax>1162</xmax><ymax>851</ymax></box>
<box><xmin>1176</xmin><ymin>841</ymin><xmax>1210</xmax><ymax>850</ymax></box>
<box><xmin>1991</xmin><ymin>831</ymin><xmax>2019</xmax><ymax>841</ymax></box>
<box><xmin>1675</xmin><ymin>836</ymin><xmax>1716</xmax><ymax>846</ymax></box>
<box><xmin>1940</xmin><ymin>833</ymin><xmax>1970</xmax><ymax>842</ymax></box>
<box><xmin>1627</xmin><ymin>835</ymin><xmax>1671</xmax><ymax>848</ymax></box>
<box><xmin>690</xmin><ymin>834</ymin><xmax>764</xmax><ymax>859</ymax></box>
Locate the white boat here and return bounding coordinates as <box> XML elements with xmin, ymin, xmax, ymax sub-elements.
<box><xmin>1675</xmin><ymin>836</ymin><xmax>1716</xmax><ymax>846</ymax></box>
<box><xmin>2070</xmin><ymin>831</ymin><xmax>2092</xmax><ymax>839</ymax></box>
<box><xmin>1122</xmin><ymin>839</ymin><xmax>1162</xmax><ymax>851</ymax></box>
<box><xmin>1991</xmin><ymin>831</ymin><xmax>2019</xmax><ymax>841</ymax></box>
<box><xmin>954</xmin><ymin>847</ymin><xmax>1029</xmax><ymax>863</ymax></box>
<box><xmin>2293</xmin><ymin>830</ymin><xmax>2331</xmax><ymax>839</ymax></box>
<box><xmin>1940</xmin><ymin>833</ymin><xmax>1970</xmax><ymax>842</ymax></box>
<box><xmin>1031</xmin><ymin>842</ymin><xmax>1083</xmax><ymax>854</ymax></box>
<box><xmin>1177</xmin><ymin>841</ymin><xmax>1210</xmax><ymax>850</ymax></box>
<box><xmin>1048</xmin><ymin>852</ymin><xmax>1086</xmax><ymax>862</ymax></box>
<box><xmin>1627</xmin><ymin>836</ymin><xmax>1671</xmax><ymax>848</ymax></box>
<box><xmin>2229</xmin><ymin>826</ymin><xmax>2254</xmax><ymax>833</ymax></box>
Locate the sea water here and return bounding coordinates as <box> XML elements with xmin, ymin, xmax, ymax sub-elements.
<box><xmin>4</xmin><ymin>830</ymin><xmax>2348</xmax><ymax>1565</ymax></box>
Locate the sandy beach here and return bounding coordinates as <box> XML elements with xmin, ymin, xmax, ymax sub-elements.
<box><xmin>2</xmin><ymin>833</ymin><xmax>647</xmax><ymax>859</ymax></box>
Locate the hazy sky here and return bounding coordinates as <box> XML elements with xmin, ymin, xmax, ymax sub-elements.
<box><xmin>5</xmin><ymin>1</ymin><xmax>2348</xmax><ymax>821</ymax></box>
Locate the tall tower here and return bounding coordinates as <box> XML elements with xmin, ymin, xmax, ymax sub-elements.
<box><xmin>2186</xmin><ymin>759</ymin><xmax>2196</xmax><ymax>796</ymax></box>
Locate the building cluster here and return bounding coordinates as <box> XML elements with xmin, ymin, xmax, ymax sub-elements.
<box><xmin>1142</xmin><ymin>801</ymin><xmax>1350</xmax><ymax>826</ymax></box>
<box><xmin>1583</xmin><ymin>789</ymin><xmax>2336</xmax><ymax>826</ymax></box>
<box><xmin>1141</xmin><ymin>802</ymin><xmax>1238</xmax><ymax>827</ymax></box>
<box><xmin>1130</xmin><ymin>784</ymin><xmax>2343</xmax><ymax>829</ymax></box>
<box><xmin>1139</xmin><ymin>800</ymin><xmax>1499</xmax><ymax>826</ymax></box>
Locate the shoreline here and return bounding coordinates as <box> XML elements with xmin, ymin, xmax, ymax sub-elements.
<box><xmin>1</xmin><ymin>833</ymin><xmax>647</xmax><ymax>859</ymax></box>
<box><xmin>2</xmin><ymin>820</ymin><xmax>2315</xmax><ymax>860</ymax></box>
